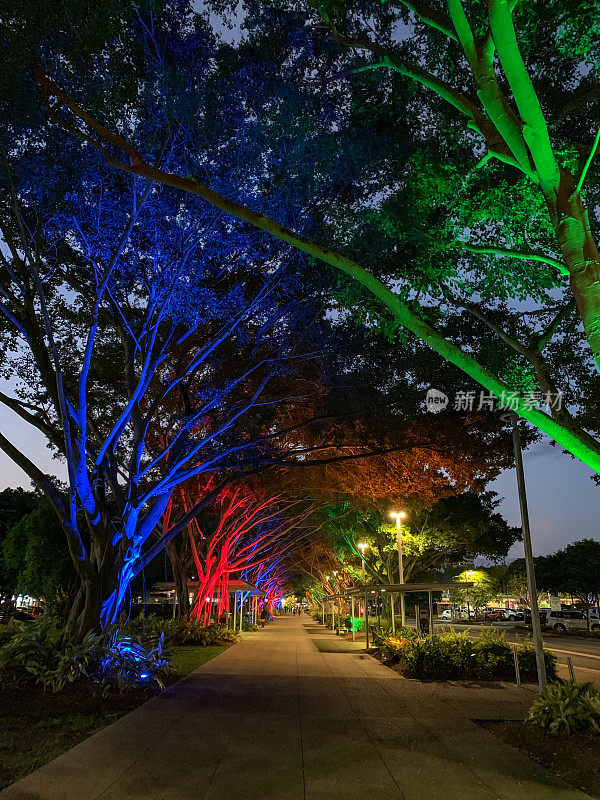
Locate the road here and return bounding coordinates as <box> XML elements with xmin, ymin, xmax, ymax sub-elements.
<box><xmin>436</xmin><ymin>620</ymin><xmax>600</xmax><ymax>685</ymax></box>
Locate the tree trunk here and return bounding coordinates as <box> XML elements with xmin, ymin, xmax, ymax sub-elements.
<box><xmin>167</xmin><ymin>541</ymin><xmax>190</xmax><ymax>619</ymax></box>
<box><xmin>62</xmin><ymin>520</ymin><xmax>118</xmax><ymax>642</ymax></box>
<box><xmin>63</xmin><ymin>569</ymin><xmax>105</xmax><ymax>642</ymax></box>
<box><xmin>553</xmin><ymin>175</ymin><xmax>600</xmax><ymax>371</ymax></box>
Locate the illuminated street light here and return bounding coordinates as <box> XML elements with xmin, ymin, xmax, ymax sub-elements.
<box><xmin>391</xmin><ymin>510</ymin><xmax>407</xmax><ymax>626</ymax></box>
<box><xmin>357</xmin><ymin>543</ymin><xmax>369</xmax><ymax>584</ymax></box>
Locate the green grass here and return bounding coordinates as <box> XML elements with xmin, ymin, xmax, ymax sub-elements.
<box><xmin>170</xmin><ymin>645</ymin><xmax>227</xmax><ymax>676</ymax></box>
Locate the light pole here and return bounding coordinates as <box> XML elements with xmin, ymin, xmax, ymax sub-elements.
<box><xmin>357</xmin><ymin>543</ymin><xmax>369</xmax><ymax>646</ymax></box>
<box><xmin>357</xmin><ymin>543</ymin><xmax>368</xmax><ymax>584</ymax></box>
<box><xmin>391</xmin><ymin>510</ymin><xmax>407</xmax><ymax>627</ymax></box>
<box><xmin>325</xmin><ymin>575</ymin><xmax>331</xmax><ymax>628</ymax></box>
<box><xmin>332</xmin><ymin>571</ymin><xmax>340</xmax><ymax>632</ymax></box>
<box><xmin>502</xmin><ymin>412</ymin><xmax>547</xmax><ymax>691</ymax></box>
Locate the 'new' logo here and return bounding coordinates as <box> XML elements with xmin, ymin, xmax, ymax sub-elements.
<box><xmin>425</xmin><ymin>388</ymin><xmax>448</xmax><ymax>413</ymax></box>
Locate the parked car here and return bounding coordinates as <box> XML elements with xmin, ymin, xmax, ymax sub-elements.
<box><xmin>542</xmin><ymin>609</ymin><xmax>589</xmax><ymax>631</ymax></box>
<box><xmin>438</xmin><ymin>608</ymin><xmax>476</xmax><ymax>621</ymax></box>
<box><xmin>483</xmin><ymin>608</ymin><xmax>505</xmax><ymax>621</ymax></box>
<box><xmin>587</xmin><ymin>609</ymin><xmax>600</xmax><ymax>630</ymax></box>
<box><xmin>482</xmin><ymin>608</ymin><xmax>523</xmax><ymax>622</ymax></box>
<box><xmin>504</xmin><ymin>610</ymin><xmax>524</xmax><ymax>622</ymax></box>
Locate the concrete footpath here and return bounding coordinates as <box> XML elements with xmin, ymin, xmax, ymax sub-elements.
<box><xmin>1</xmin><ymin>615</ymin><xmax>590</xmax><ymax>800</ymax></box>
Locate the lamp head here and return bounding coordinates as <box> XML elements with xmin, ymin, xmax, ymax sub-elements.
<box><xmin>390</xmin><ymin>510</ymin><xmax>406</xmax><ymax>520</ymax></box>
<box><xmin>357</xmin><ymin>542</ymin><xmax>368</xmax><ymax>553</ymax></box>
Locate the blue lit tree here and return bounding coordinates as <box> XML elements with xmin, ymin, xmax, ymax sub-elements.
<box><xmin>0</xmin><ymin>2</ymin><xmax>345</xmax><ymax>637</ymax></box>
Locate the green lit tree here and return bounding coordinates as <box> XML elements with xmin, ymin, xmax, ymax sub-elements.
<box><xmin>316</xmin><ymin>492</ymin><xmax>519</xmax><ymax>584</ymax></box>
<box><xmin>449</xmin><ymin>570</ymin><xmax>496</xmax><ymax>612</ymax></box>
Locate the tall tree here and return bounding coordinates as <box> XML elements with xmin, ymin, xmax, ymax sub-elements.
<box><xmin>32</xmin><ymin>0</ymin><xmax>600</xmax><ymax>469</ymax></box>
<box><xmin>536</xmin><ymin>539</ymin><xmax>600</xmax><ymax>625</ymax></box>
<box><xmin>0</xmin><ymin>3</ymin><xmax>350</xmax><ymax>635</ymax></box>
<box><xmin>0</xmin><ymin>488</ymin><xmax>38</xmax><ymax>591</ymax></box>
<box><xmin>314</xmin><ymin>491</ymin><xmax>519</xmax><ymax>584</ymax></box>
<box><xmin>2</xmin><ymin>496</ymin><xmax>75</xmax><ymax>598</ymax></box>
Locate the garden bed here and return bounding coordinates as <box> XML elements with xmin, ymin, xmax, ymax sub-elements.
<box><xmin>371</xmin><ymin>628</ymin><xmax>556</xmax><ymax>683</ymax></box>
<box><xmin>0</xmin><ymin>644</ymin><xmax>227</xmax><ymax>790</ymax></box>
<box><xmin>479</xmin><ymin>719</ymin><xmax>600</xmax><ymax>799</ymax></box>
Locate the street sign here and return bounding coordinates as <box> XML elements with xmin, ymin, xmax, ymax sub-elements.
<box><xmin>549</xmin><ymin>594</ymin><xmax>561</xmax><ymax>612</ymax></box>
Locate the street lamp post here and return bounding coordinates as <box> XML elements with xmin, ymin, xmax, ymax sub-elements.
<box><xmin>357</xmin><ymin>543</ymin><xmax>369</xmax><ymax>646</ymax></box>
<box><xmin>502</xmin><ymin>413</ymin><xmax>547</xmax><ymax>692</ymax></box>
<box><xmin>391</xmin><ymin>511</ymin><xmax>407</xmax><ymax>627</ymax></box>
<box><xmin>357</xmin><ymin>543</ymin><xmax>368</xmax><ymax>584</ymax></box>
<box><xmin>332</xmin><ymin>570</ymin><xmax>340</xmax><ymax>632</ymax></box>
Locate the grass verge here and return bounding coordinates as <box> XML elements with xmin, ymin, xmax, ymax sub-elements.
<box><xmin>169</xmin><ymin>644</ymin><xmax>227</xmax><ymax>676</ymax></box>
<box><xmin>0</xmin><ymin>643</ymin><xmax>227</xmax><ymax>790</ymax></box>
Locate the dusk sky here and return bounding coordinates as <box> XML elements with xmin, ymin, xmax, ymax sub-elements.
<box><xmin>1</xmin><ymin>395</ymin><xmax>597</xmax><ymax>561</ymax></box>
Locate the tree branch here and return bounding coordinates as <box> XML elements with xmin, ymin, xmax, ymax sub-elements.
<box><xmin>487</xmin><ymin>0</ymin><xmax>559</xmax><ymax>194</ymax></box>
<box><xmin>530</xmin><ymin>299</ymin><xmax>577</xmax><ymax>352</ymax></box>
<box><xmin>0</xmin><ymin>391</ymin><xmax>63</xmax><ymax>451</ymax></box>
<box><xmin>396</xmin><ymin>0</ymin><xmax>457</xmax><ymax>40</ymax></box>
<box><xmin>461</xmin><ymin>243</ymin><xmax>569</xmax><ymax>275</ymax></box>
<box><xmin>575</xmin><ymin>127</ymin><xmax>600</xmax><ymax>195</ymax></box>
<box><xmin>35</xmin><ymin>75</ymin><xmax>600</xmax><ymax>471</ymax></box>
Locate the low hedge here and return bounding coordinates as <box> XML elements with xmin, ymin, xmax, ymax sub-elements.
<box><xmin>123</xmin><ymin>616</ymin><xmax>239</xmax><ymax>646</ymax></box>
<box><xmin>0</xmin><ymin>618</ymin><xmax>169</xmax><ymax>691</ymax></box>
<box><xmin>379</xmin><ymin>628</ymin><xmax>557</xmax><ymax>682</ymax></box>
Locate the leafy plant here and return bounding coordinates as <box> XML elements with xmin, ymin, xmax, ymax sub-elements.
<box><xmin>122</xmin><ymin>616</ymin><xmax>240</xmax><ymax>646</ymax></box>
<box><xmin>0</xmin><ymin>617</ymin><xmax>171</xmax><ymax>691</ymax></box>
<box><xmin>0</xmin><ymin>618</ymin><xmax>58</xmax><ymax>686</ymax></box>
<box><xmin>378</xmin><ymin>629</ymin><xmax>557</xmax><ymax>682</ymax></box>
<box><xmin>528</xmin><ymin>681</ymin><xmax>600</xmax><ymax>735</ymax></box>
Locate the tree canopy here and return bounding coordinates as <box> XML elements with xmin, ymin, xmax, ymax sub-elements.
<box><xmin>0</xmin><ymin>0</ymin><xmax>576</xmax><ymax>635</ymax></box>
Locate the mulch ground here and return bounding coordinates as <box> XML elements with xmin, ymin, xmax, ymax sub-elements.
<box><xmin>0</xmin><ymin>681</ymin><xmax>161</xmax><ymax>717</ymax></box>
<box><xmin>479</xmin><ymin>719</ymin><xmax>600</xmax><ymax>799</ymax></box>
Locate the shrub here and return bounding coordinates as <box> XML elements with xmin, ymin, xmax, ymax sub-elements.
<box><xmin>167</xmin><ymin>620</ymin><xmax>239</xmax><ymax>646</ymax></box>
<box><xmin>122</xmin><ymin>616</ymin><xmax>240</xmax><ymax>646</ymax></box>
<box><xmin>0</xmin><ymin>617</ymin><xmax>170</xmax><ymax>691</ymax></box>
<box><xmin>472</xmin><ymin>629</ymin><xmax>513</xmax><ymax>679</ymax></box>
<box><xmin>378</xmin><ymin>629</ymin><xmax>556</xmax><ymax>682</ymax></box>
<box><xmin>517</xmin><ymin>639</ymin><xmax>558</xmax><ymax>682</ymax></box>
<box><xmin>123</xmin><ymin>615</ymin><xmax>178</xmax><ymax>642</ymax></box>
<box><xmin>528</xmin><ymin>680</ymin><xmax>600</xmax><ymax>734</ymax></box>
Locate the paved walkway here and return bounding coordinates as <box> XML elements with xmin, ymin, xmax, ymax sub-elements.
<box><xmin>1</xmin><ymin>615</ymin><xmax>590</xmax><ymax>800</ymax></box>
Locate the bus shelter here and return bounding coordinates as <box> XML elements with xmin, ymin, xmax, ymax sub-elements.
<box><xmin>345</xmin><ymin>582</ymin><xmax>474</xmax><ymax>647</ymax></box>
